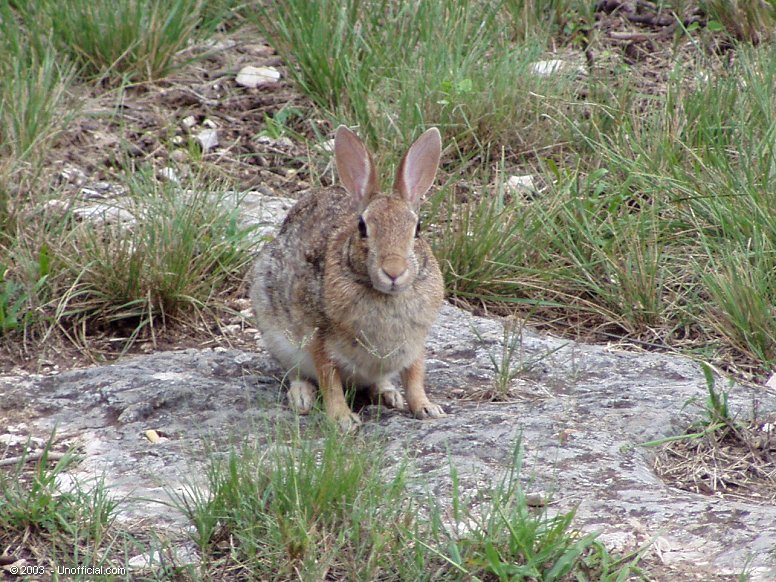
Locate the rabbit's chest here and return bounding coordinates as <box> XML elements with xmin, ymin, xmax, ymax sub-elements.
<box><xmin>326</xmin><ymin>297</ymin><xmax>434</xmax><ymax>380</ymax></box>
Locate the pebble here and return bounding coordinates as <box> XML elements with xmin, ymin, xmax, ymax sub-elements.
<box><xmin>195</xmin><ymin>129</ymin><xmax>219</xmax><ymax>152</ymax></box>
<box><xmin>506</xmin><ymin>175</ymin><xmax>536</xmax><ymax>195</ymax></box>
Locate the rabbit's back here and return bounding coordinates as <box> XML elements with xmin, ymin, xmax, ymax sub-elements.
<box><xmin>250</xmin><ymin>186</ymin><xmax>352</xmax><ymax>371</ymax></box>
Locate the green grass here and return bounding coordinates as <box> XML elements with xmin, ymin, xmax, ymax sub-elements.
<box><xmin>0</xmin><ymin>433</ymin><xmax>132</xmax><ymax>578</ymax></box>
<box><xmin>472</xmin><ymin>315</ymin><xmax>569</xmax><ymax>400</ymax></box>
<box><xmin>173</xmin><ymin>422</ymin><xmax>639</xmax><ymax>580</ymax></box>
<box><xmin>0</xmin><ymin>171</ymin><xmax>256</xmax><ymax>353</ymax></box>
<box><xmin>252</xmin><ymin>0</ymin><xmax>579</xmax><ymax>167</ymax></box>
<box><xmin>503</xmin><ymin>0</ymin><xmax>597</xmax><ymax>43</ymax></box>
<box><xmin>11</xmin><ymin>0</ymin><xmax>214</xmax><ymax>84</ymax></box>
<box><xmin>425</xmin><ymin>40</ymin><xmax>776</xmax><ymax>373</ymax></box>
<box><xmin>0</xmin><ymin>0</ymin><xmax>773</xmax><ymax>375</ymax></box>
<box><xmin>0</xmin><ymin>0</ymin><xmax>255</xmax><ymax>353</ymax></box>
<box><xmin>251</xmin><ymin>0</ymin><xmax>776</xmax><ymax>375</ymax></box>
<box><xmin>701</xmin><ymin>0</ymin><xmax>776</xmax><ymax>44</ymax></box>
<box><xmin>6</xmin><ymin>0</ymin><xmax>776</xmax><ymax>577</ymax></box>
<box><xmin>179</xmin><ymin>422</ymin><xmax>423</xmax><ymax>579</ymax></box>
<box><xmin>47</xmin><ymin>172</ymin><xmax>258</xmax><ymax>349</ymax></box>
<box><xmin>0</xmin><ymin>2</ymin><xmax>76</xmax><ymax>225</ymax></box>
<box><xmin>0</xmin><ymin>425</ymin><xmax>639</xmax><ymax>580</ymax></box>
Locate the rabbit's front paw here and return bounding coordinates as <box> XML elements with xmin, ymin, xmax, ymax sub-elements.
<box><xmin>288</xmin><ymin>379</ymin><xmax>316</xmax><ymax>414</ymax></box>
<box><xmin>330</xmin><ymin>409</ymin><xmax>362</xmax><ymax>433</ymax></box>
<box><xmin>410</xmin><ymin>400</ymin><xmax>447</xmax><ymax>420</ymax></box>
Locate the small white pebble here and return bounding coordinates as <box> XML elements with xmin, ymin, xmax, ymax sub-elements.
<box><xmin>235</xmin><ymin>65</ymin><xmax>281</xmax><ymax>88</ymax></box>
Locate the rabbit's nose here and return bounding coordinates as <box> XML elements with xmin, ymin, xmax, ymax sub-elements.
<box><xmin>381</xmin><ymin>255</ymin><xmax>407</xmax><ymax>281</ymax></box>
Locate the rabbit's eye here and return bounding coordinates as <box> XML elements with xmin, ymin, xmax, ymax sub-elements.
<box><xmin>358</xmin><ymin>216</ymin><xmax>368</xmax><ymax>238</ymax></box>
<box><xmin>415</xmin><ymin>220</ymin><xmax>421</xmax><ymax>238</ymax></box>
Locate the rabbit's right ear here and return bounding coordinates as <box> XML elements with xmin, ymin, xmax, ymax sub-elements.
<box><xmin>335</xmin><ymin>126</ymin><xmax>378</xmax><ymax>209</ymax></box>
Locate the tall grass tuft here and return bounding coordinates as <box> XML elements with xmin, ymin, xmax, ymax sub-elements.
<box><xmin>701</xmin><ymin>0</ymin><xmax>776</xmax><ymax>44</ymax></box>
<box><xmin>0</xmin><ymin>3</ymin><xmax>75</xmax><ymax>173</ymax></box>
<box><xmin>701</xmin><ymin>244</ymin><xmax>776</xmax><ymax>366</ymax></box>
<box><xmin>49</xmin><ymin>173</ymin><xmax>257</xmax><ymax>347</ymax></box>
<box><xmin>14</xmin><ymin>0</ymin><xmax>209</xmax><ymax>83</ymax></box>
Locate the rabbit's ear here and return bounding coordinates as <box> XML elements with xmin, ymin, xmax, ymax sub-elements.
<box><xmin>395</xmin><ymin>127</ymin><xmax>441</xmax><ymax>209</ymax></box>
<box><xmin>335</xmin><ymin>126</ymin><xmax>378</xmax><ymax>208</ymax></box>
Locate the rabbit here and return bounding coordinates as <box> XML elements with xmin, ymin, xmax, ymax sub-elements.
<box><xmin>250</xmin><ymin>125</ymin><xmax>446</xmax><ymax>431</ymax></box>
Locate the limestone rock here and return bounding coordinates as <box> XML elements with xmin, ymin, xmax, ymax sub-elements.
<box><xmin>2</xmin><ymin>305</ymin><xmax>775</xmax><ymax>578</ymax></box>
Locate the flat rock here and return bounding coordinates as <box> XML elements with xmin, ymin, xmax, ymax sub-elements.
<box><xmin>235</xmin><ymin>65</ymin><xmax>281</xmax><ymax>88</ymax></box>
<box><xmin>2</xmin><ymin>304</ymin><xmax>775</xmax><ymax>578</ymax></box>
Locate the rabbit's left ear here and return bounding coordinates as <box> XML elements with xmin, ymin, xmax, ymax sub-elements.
<box><xmin>394</xmin><ymin>127</ymin><xmax>441</xmax><ymax>209</ymax></box>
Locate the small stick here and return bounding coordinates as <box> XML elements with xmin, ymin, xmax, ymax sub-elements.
<box><xmin>0</xmin><ymin>451</ymin><xmax>69</xmax><ymax>467</ymax></box>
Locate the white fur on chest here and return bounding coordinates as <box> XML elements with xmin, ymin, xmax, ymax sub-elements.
<box><xmin>262</xmin><ymin>284</ymin><xmax>436</xmax><ymax>387</ymax></box>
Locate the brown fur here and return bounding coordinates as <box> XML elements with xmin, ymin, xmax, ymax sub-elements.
<box><xmin>250</xmin><ymin>126</ymin><xmax>445</xmax><ymax>430</ymax></box>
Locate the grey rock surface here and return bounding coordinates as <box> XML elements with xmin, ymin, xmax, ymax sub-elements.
<box><xmin>2</xmin><ymin>304</ymin><xmax>775</xmax><ymax>579</ymax></box>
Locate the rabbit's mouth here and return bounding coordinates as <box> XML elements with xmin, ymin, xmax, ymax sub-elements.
<box><xmin>373</xmin><ymin>279</ymin><xmax>406</xmax><ymax>295</ymax></box>
<box><xmin>371</xmin><ymin>270</ymin><xmax>413</xmax><ymax>295</ymax></box>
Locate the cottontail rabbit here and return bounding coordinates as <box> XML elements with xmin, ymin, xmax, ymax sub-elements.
<box><xmin>250</xmin><ymin>125</ymin><xmax>446</xmax><ymax>431</ymax></box>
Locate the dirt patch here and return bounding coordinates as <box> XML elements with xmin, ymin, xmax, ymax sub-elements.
<box><xmin>45</xmin><ymin>30</ymin><xmax>317</xmax><ymax>197</ymax></box>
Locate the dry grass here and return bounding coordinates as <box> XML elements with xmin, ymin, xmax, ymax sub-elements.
<box><xmin>654</xmin><ymin>412</ymin><xmax>776</xmax><ymax>504</ymax></box>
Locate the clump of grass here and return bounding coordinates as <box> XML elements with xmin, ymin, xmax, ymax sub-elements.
<box><xmin>503</xmin><ymin>0</ymin><xmax>597</xmax><ymax>45</ymax></box>
<box><xmin>0</xmin><ymin>433</ymin><xmax>124</xmax><ymax>571</ymax></box>
<box><xmin>178</xmin><ymin>422</ymin><xmax>425</xmax><ymax>580</ymax></box>
<box><xmin>437</xmin><ymin>441</ymin><xmax>643</xmax><ymax>580</ymax></box>
<box><xmin>252</xmin><ymin>0</ymin><xmax>578</xmax><ymax>165</ymax></box>
<box><xmin>177</xmin><ymin>422</ymin><xmax>641</xmax><ymax>580</ymax></box>
<box><xmin>650</xmin><ymin>364</ymin><xmax>776</xmax><ymax>505</ymax></box>
<box><xmin>701</xmin><ymin>245</ymin><xmax>776</xmax><ymax>366</ymax></box>
<box><xmin>643</xmin><ymin>363</ymin><xmax>737</xmax><ymax>448</ymax></box>
<box><xmin>48</xmin><ymin>172</ymin><xmax>257</xmax><ymax>349</ymax></box>
<box><xmin>13</xmin><ymin>0</ymin><xmax>211</xmax><ymax>84</ymax></box>
<box><xmin>0</xmin><ymin>436</ymin><xmax>80</xmax><ymax>534</ymax></box>
<box><xmin>701</xmin><ymin>0</ymin><xmax>776</xmax><ymax>44</ymax></box>
<box><xmin>0</xmin><ymin>267</ymin><xmax>27</xmax><ymax>335</ymax></box>
<box><xmin>0</xmin><ymin>246</ymin><xmax>50</xmax><ymax>336</ymax></box>
<box><xmin>473</xmin><ymin>315</ymin><xmax>568</xmax><ymax>400</ymax></box>
<box><xmin>0</xmin><ymin>4</ymin><xmax>76</xmax><ymax>202</ymax></box>
<box><xmin>431</xmin><ymin>164</ymin><xmax>671</xmax><ymax>336</ymax></box>
<box><xmin>430</xmin><ymin>175</ymin><xmax>536</xmax><ymax>302</ymax></box>
<box><xmin>606</xmin><ymin>45</ymin><xmax>776</xmax><ymax>366</ymax></box>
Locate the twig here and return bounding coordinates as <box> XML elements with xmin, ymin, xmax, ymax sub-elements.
<box><xmin>608</xmin><ymin>31</ymin><xmax>655</xmax><ymax>41</ymax></box>
<box><xmin>0</xmin><ymin>451</ymin><xmax>68</xmax><ymax>467</ymax></box>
